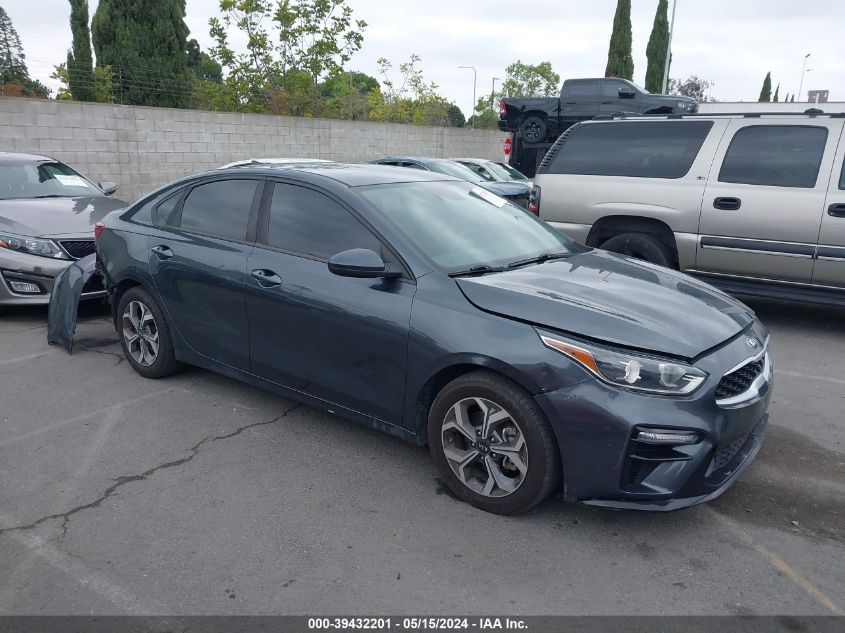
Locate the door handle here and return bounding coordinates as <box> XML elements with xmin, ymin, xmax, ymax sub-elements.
<box><xmin>250</xmin><ymin>269</ymin><xmax>283</xmax><ymax>288</ymax></box>
<box><xmin>713</xmin><ymin>197</ymin><xmax>742</xmax><ymax>211</ymax></box>
<box><xmin>151</xmin><ymin>245</ymin><xmax>173</xmax><ymax>259</ymax></box>
<box><xmin>828</xmin><ymin>203</ymin><xmax>845</xmax><ymax>218</ymax></box>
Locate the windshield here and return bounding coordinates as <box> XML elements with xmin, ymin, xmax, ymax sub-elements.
<box><xmin>487</xmin><ymin>162</ymin><xmax>528</xmax><ymax>181</ymax></box>
<box><xmin>0</xmin><ymin>161</ymin><xmax>102</xmax><ymax>200</ymax></box>
<box><xmin>629</xmin><ymin>80</ymin><xmax>649</xmax><ymax>94</ymax></box>
<box><xmin>426</xmin><ymin>161</ymin><xmax>492</xmax><ymax>183</ymax></box>
<box><xmin>357</xmin><ymin>181</ymin><xmax>576</xmax><ymax>273</ymax></box>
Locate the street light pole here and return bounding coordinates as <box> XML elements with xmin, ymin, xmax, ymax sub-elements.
<box><xmin>458</xmin><ymin>66</ymin><xmax>477</xmax><ymax>128</ymax></box>
<box><xmin>491</xmin><ymin>77</ymin><xmax>500</xmax><ymax>114</ymax></box>
<box><xmin>798</xmin><ymin>53</ymin><xmax>811</xmax><ymax>102</ymax></box>
<box><xmin>661</xmin><ymin>0</ymin><xmax>677</xmax><ymax>94</ymax></box>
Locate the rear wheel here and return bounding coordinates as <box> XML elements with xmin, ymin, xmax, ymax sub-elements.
<box><xmin>117</xmin><ymin>287</ymin><xmax>180</xmax><ymax>379</ymax></box>
<box><xmin>428</xmin><ymin>371</ymin><xmax>559</xmax><ymax>515</ymax></box>
<box><xmin>518</xmin><ymin>116</ymin><xmax>548</xmax><ymax>143</ymax></box>
<box><xmin>600</xmin><ymin>232</ymin><xmax>673</xmax><ymax>268</ymax></box>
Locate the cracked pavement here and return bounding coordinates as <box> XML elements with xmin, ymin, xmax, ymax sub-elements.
<box><xmin>0</xmin><ymin>299</ymin><xmax>843</xmax><ymax>615</ymax></box>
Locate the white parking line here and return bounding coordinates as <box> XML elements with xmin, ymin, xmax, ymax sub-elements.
<box><xmin>0</xmin><ymin>387</ymin><xmax>180</xmax><ymax>448</ymax></box>
<box><xmin>0</xmin><ymin>352</ymin><xmax>51</xmax><ymax>366</ymax></box>
<box><xmin>0</xmin><ymin>519</ymin><xmax>159</xmax><ymax>614</ymax></box>
<box><xmin>708</xmin><ymin>509</ymin><xmax>844</xmax><ymax>615</ymax></box>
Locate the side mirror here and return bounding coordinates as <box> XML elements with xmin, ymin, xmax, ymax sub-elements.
<box><xmin>618</xmin><ymin>88</ymin><xmax>636</xmax><ymax>99</ymax></box>
<box><xmin>328</xmin><ymin>248</ymin><xmax>391</xmax><ymax>279</ymax></box>
<box><xmin>99</xmin><ymin>182</ymin><xmax>118</xmax><ymax>196</ymax></box>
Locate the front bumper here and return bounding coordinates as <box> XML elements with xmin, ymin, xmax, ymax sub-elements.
<box><xmin>535</xmin><ymin>326</ymin><xmax>772</xmax><ymax>511</ymax></box>
<box><xmin>0</xmin><ymin>246</ymin><xmax>103</xmax><ymax>306</ymax></box>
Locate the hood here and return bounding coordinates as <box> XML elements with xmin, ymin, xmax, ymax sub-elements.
<box><xmin>455</xmin><ymin>250</ymin><xmax>754</xmax><ymax>359</ymax></box>
<box><xmin>0</xmin><ymin>196</ymin><xmax>127</xmax><ymax>238</ymax></box>
<box><xmin>481</xmin><ymin>181</ymin><xmax>531</xmax><ymax>197</ymax></box>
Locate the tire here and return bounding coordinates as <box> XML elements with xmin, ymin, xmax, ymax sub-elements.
<box><xmin>117</xmin><ymin>286</ymin><xmax>180</xmax><ymax>379</ymax></box>
<box><xmin>600</xmin><ymin>232</ymin><xmax>673</xmax><ymax>268</ymax></box>
<box><xmin>518</xmin><ymin>116</ymin><xmax>548</xmax><ymax>143</ymax></box>
<box><xmin>428</xmin><ymin>371</ymin><xmax>560</xmax><ymax>515</ymax></box>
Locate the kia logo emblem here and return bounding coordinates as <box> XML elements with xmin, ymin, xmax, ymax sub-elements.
<box><xmin>746</xmin><ymin>337</ymin><xmax>759</xmax><ymax>349</ymax></box>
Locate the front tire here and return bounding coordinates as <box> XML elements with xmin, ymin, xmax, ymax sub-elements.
<box><xmin>428</xmin><ymin>371</ymin><xmax>560</xmax><ymax>515</ymax></box>
<box><xmin>117</xmin><ymin>287</ymin><xmax>180</xmax><ymax>379</ymax></box>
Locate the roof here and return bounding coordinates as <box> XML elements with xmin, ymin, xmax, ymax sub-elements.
<box><xmin>205</xmin><ymin>162</ymin><xmax>459</xmax><ymax>187</ymax></box>
<box><xmin>452</xmin><ymin>158</ymin><xmax>498</xmax><ymax>164</ymax></box>
<box><xmin>373</xmin><ymin>156</ymin><xmax>454</xmax><ymax>165</ymax></box>
<box><xmin>220</xmin><ymin>157</ymin><xmax>333</xmax><ymax>168</ymax></box>
<box><xmin>0</xmin><ymin>152</ymin><xmax>55</xmax><ymax>164</ymax></box>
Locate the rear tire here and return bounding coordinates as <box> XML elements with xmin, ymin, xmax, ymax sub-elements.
<box><xmin>601</xmin><ymin>232</ymin><xmax>673</xmax><ymax>268</ymax></box>
<box><xmin>518</xmin><ymin>116</ymin><xmax>548</xmax><ymax>143</ymax></box>
<box><xmin>117</xmin><ymin>286</ymin><xmax>180</xmax><ymax>379</ymax></box>
<box><xmin>428</xmin><ymin>371</ymin><xmax>560</xmax><ymax>515</ymax></box>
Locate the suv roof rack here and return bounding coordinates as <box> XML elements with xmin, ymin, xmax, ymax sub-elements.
<box><xmin>595</xmin><ymin>108</ymin><xmax>845</xmax><ymax>121</ymax></box>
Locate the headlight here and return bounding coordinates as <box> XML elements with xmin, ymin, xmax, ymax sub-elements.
<box><xmin>539</xmin><ymin>332</ymin><xmax>707</xmax><ymax>395</ymax></box>
<box><xmin>0</xmin><ymin>233</ymin><xmax>68</xmax><ymax>259</ymax></box>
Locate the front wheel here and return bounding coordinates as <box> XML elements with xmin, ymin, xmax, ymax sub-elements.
<box><xmin>428</xmin><ymin>371</ymin><xmax>560</xmax><ymax>515</ymax></box>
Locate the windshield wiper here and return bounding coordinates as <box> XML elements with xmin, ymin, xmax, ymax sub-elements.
<box><xmin>448</xmin><ymin>264</ymin><xmax>506</xmax><ymax>278</ymax></box>
<box><xmin>506</xmin><ymin>252</ymin><xmax>571</xmax><ymax>269</ymax></box>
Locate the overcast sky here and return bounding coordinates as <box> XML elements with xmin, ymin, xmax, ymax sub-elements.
<box><xmin>10</xmin><ymin>0</ymin><xmax>845</xmax><ymax>116</ymax></box>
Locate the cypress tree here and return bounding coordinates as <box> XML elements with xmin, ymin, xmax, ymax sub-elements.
<box><xmin>645</xmin><ymin>0</ymin><xmax>669</xmax><ymax>93</ymax></box>
<box><xmin>758</xmin><ymin>72</ymin><xmax>772</xmax><ymax>102</ymax></box>
<box><xmin>773</xmin><ymin>83</ymin><xmax>779</xmax><ymax>102</ymax></box>
<box><xmin>92</xmin><ymin>0</ymin><xmax>191</xmax><ymax>108</ymax></box>
<box><xmin>605</xmin><ymin>0</ymin><xmax>634</xmax><ymax>80</ymax></box>
<box><xmin>67</xmin><ymin>0</ymin><xmax>96</xmax><ymax>101</ymax></box>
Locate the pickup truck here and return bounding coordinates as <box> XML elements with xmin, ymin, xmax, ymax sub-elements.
<box><xmin>498</xmin><ymin>77</ymin><xmax>698</xmax><ymax>142</ymax></box>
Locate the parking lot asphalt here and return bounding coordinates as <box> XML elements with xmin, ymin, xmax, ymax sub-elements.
<box><xmin>0</xmin><ymin>297</ymin><xmax>843</xmax><ymax>616</ymax></box>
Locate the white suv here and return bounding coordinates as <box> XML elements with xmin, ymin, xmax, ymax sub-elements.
<box><xmin>533</xmin><ymin>111</ymin><xmax>845</xmax><ymax>304</ymax></box>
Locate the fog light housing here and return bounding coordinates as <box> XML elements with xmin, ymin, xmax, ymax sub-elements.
<box><xmin>8</xmin><ymin>279</ymin><xmax>43</xmax><ymax>294</ymax></box>
<box><xmin>636</xmin><ymin>429</ymin><xmax>700</xmax><ymax>445</ymax></box>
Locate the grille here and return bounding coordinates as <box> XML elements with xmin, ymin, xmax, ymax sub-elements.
<box><xmin>505</xmin><ymin>193</ymin><xmax>530</xmax><ymax>209</ymax></box>
<box><xmin>715</xmin><ymin>357</ymin><xmax>765</xmax><ymax>400</ymax></box>
<box><xmin>712</xmin><ymin>432</ymin><xmax>750</xmax><ymax>471</ymax></box>
<box><xmin>60</xmin><ymin>240</ymin><xmax>96</xmax><ymax>260</ymax></box>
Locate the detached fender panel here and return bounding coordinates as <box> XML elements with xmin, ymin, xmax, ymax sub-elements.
<box><xmin>47</xmin><ymin>254</ymin><xmax>97</xmax><ymax>354</ymax></box>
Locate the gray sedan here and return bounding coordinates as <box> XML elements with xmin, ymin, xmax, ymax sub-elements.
<box><xmin>0</xmin><ymin>152</ymin><xmax>126</xmax><ymax>306</ymax></box>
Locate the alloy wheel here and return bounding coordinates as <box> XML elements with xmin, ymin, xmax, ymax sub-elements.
<box><xmin>122</xmin><ymin>300</ymin><xmax>159</xmax><ymax>367</ymax></box>
<box><xmin>441</xmin><ymin>397</ymin><xmax>528</xmax><ymax>497</ymax></box>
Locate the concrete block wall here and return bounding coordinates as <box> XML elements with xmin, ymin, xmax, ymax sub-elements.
<box><xmin>1</xmin><ymin>97</ymin><xmax>509</xmax><ymax>201</ymax></box>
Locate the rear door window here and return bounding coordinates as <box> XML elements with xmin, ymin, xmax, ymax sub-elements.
<box><xmin>565</xmin><ymin>80</ymin><xmax>601</xmax><ymax>97</ymax></box>
<box><xmin>718</xmin><ymin>125</ymin><xmax>828</xmax><ymax>188</ymax></box>
<box><xmin>546</xmin><ymin>121</ymin><xmax>713</xmax><ymax>179</ymax></box>
<box><xmin>178</xmin><ymin>179</ymin><xmax>257</xmax><ymax>241</ymax></box>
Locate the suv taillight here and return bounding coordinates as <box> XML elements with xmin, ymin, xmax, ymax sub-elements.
<box><xmin>498</xmin><ymin>99</ymin><xmax>507</xmax><ymax>117</ymax></box>
<box><xmin>94</xmin><ymin>221</ymin><xmax>105</xmax><ymax>240</ymax></box>
<box><xmin>528</xmin><ymin>186</ymin><xmax>541</xmax><ymax>216</ymax></box>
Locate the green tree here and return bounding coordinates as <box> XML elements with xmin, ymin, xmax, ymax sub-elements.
<box><xmin>66</xmin><ymin>0</ymin><xmax>96</xmax><ymax>101</ymax></box>
<box><xmin>668</xmin><ymin>75</ymin><xmax>711</xmax><ymax>102</ymax></box>
<box><xmin>52</xmin><ymin>62</ymin><xmax>114</xmax><ymax>101</ymax></box>
<box><xmin>447</xmin><ymin>104</ymin><xmax>465</xmax><ymax>128</ymax></box>
<box><xmin>187</xmin><ymin>38</ymin><xmax>223</xmax><ymax>83</ymax></box>
<box><xmin>645</xmin><ymin>0</ymin><xmax>669</xmax><ymax>93</ymax></box>
<box><xmin>209</xmin><ymin>0</ymin><xmax>366</xmax><ymax>113</ymax></box>
<box><xmin>319</xmin><ymin>70</ymin><xmax>379</xmax><ymax>119</ymax></box>
<box><xmin>92</xmin><ymin>0</ymin><xmax>192</xmax><ymax>108</ymax></box>
<box><xmin>773</xmin><ymin>83</ymin><xmax>780</xmax><ymax>102</ymax></box>
<box><xmin>499</xmin><ymin>60</ymin><xmax>559</xmax><ymax>98</ymax></box>
<box><xmin>758</xmin><ymin>71</ymin><xmax>772</xmax><ymax>102</ymax></box>
<box><xmin>368</xmin><ymin>55</ymin><xmax>455</xmax><ymax>126</ymax></box>
<box><xmin>0</xmin><ymin>6</ymin><xmax>50</xmax><ymax>97</ymax></box>
<box><xmin>605</xmin><ymin>0</ymin><xmax>634</xmax><ymax>80</ymax></box>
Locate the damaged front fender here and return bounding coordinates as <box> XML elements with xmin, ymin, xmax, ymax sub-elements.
<box><xmin>47</xmin><ymin>254</ymin><xmax>99</xmax><ymax>354</ymax></box>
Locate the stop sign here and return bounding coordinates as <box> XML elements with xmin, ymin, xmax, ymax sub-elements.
<box><xmin>503</xmin><ymin>137</ymin><xmax>512</xmax><ymax>156</ymax></box>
